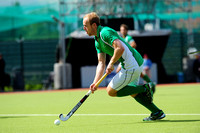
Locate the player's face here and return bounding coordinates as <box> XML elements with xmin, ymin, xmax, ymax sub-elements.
<box><xmin>120</xmin><ymin>27</ymin><xmax>127</xmax><ymax>36</ymax></box>
<box><xmin>83</xmin><ymin>18</ymin><xmax>94</xmax><ymax>36</ymax></box>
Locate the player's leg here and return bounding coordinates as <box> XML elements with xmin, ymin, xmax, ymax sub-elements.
<box><xmin>106</xmin><ymin>84</ymin><xmax>147</xmax><ymax>97</ymax></box>
<box><xmin>116</xmin><ymin>84</ymin><xmax>151</xmax><ymax>97</ymax></box>
<box><xmin>133</xmin><ymin>93</ymin><xmax>159</xmax><ymax>113</ymax></box>
<box><xmin>107</xmin><ymin>66</ymin><xmax>165</xmax><ymax>121</ymax></box>
<box><xmin>140</xmin><ymin>72</ymin><xmax>151</xmax><ymax>83</ymax></box>
<box><xmin>133</xmin><ymin>93</ymin><xmax>165</xmax><ymax>121</ymax></box>
<box><xmin>106</xmin><ymin>67</ymin><xmax>144</xmax><ymax>97</ymax></box>
<box><xmin>106</xmin><ymin>66</ymin><xmax>153</xmax><ymax>101</ymax></box>
<box><xmin>106</xmin><ymin>86</ymin><xmax>117</xmax><ymax>97</ymax></box>
<box><xmin>141</xmin><ymin>72</ymin><xmax>156</xmax><ymax>93</ymax></box>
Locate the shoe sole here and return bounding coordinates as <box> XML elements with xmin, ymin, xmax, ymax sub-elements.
<box><xmin>143</xmin><ymin>113</ymin><xmax>166</xmax><ymax>121</ymax></box>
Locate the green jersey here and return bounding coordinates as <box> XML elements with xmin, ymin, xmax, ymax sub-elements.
<box><xmin>123</xmin><ymin>35</ymin><xmax>134</xmax><ymax>45</ymax></box>
<box><xmin>94</xmin><ymin>25</ymin><xmax>143</xmax><ymax>70</ymax></box>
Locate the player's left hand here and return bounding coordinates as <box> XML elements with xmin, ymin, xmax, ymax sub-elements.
<box><xmin>90</xmin><ymin>83</ymin><xmax>97</xmax><ymax>93</ymax></box>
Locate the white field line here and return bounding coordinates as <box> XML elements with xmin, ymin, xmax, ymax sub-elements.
<box><xmin>0</xmin><ymin>114</ymin><xmax>200</xmax><ymax>117</ymax></box>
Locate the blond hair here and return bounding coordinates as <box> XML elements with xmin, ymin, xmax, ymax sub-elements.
<box><xmin>83</xmin><ymin>12</ymin><xmax>101</xmax><ymax>26</ymax></box>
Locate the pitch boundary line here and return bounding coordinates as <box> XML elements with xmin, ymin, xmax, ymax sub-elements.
<box><xmin>0</xmin><ymin>114</ymin><xmax>200</xmax><ymax>117</ymax></box>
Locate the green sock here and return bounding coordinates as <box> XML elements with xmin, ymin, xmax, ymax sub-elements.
<box><xmin>134</xmin><ymin>93</ymin><xmax>160</xmax><ymax>113</ymax></box>
<box><xmin>117</xmin><ymin>85</ymin><xmax>146</xmax><ymax>97</ymax></box>
<box><xmin>143</xmin><ymin>74</ymin><xmax>151</xmax><ymax>83</ymax></box>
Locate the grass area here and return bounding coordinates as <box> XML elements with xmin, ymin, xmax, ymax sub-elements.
<box><xmin>0</xmin><ymin>83</ymin><xmax>200</xmax><ymax>133</ymax></box>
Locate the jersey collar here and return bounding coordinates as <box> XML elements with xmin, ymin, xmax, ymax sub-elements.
<box><xmin>123</xmin><ymin>34</ymin><xmax>128</xmax><ymax>38</ymax></box>
<box><xmin>94</xmin><ymin>25</ymin><xmax>103</xmax><ymax>41</ymax></box>
<box><xmin>97</xmin><ymin>25</ymin><xmax>103</xmax><ymax>38</ymax></box>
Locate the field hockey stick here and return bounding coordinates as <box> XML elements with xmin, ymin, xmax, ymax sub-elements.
<box><xmin>59</xmin><ymin>73</ymin><xmax>108</xmax><ymax>121</ymax></box>
<box><xmin>189</xmin><ymin>50</ymin><xmax>200</xmax><ymax>54</ymax></box>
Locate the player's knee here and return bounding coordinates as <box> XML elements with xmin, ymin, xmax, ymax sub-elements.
<box><xmin>106</xmin><ymin>86</ymin><xmax>117</xmax><ymax>97</ymax></box>
<box><xmin>107</xmin><ymin>91</ymin><xmax>117</xmax><ymax>97</ymax></box>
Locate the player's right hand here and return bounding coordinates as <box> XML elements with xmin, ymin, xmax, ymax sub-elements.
<box><xmin>90</xmin><ymin>83</ymin><xmax>98</xmax><ymax>93</ymax></box>
<box><xmin>106</xmin><ymin>63</ymin><xmax>114</xmax><ymax>74</ymax></box>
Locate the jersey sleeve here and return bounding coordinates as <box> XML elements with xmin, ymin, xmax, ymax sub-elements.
<box><xmin>95</xmin><ymin>40</ymin><xmax>103</xmax><ymax>53</ymax></box>
<box><xmin>100</xmin><ymin>29</ymin><xmax>119</xmax><ymax>46</ymax></box>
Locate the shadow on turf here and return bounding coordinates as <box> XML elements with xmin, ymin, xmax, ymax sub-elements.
<box><xmin>0</xmin><ymin>116</ymin><xmax>27</xmax><ymax>119</ymax></box>
<box><xmin>141</xmin><ymin>119</ymin><xmax>200</xmax><ymax>123</ymax></box>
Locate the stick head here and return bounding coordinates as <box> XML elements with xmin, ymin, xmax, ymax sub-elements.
<box><xmin>59</xmin><ymin>113</ymin><xmax>73</xmax><ymax>121</ymax></box>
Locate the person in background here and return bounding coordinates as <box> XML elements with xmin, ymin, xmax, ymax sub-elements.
<box><xmin>119</xmin><ymin>24</ymin><xmax>137</xmax><ymax>48</ymax></box>
<box><xmin>0</xmin><ymin>53</ymin><xmax>6</xmax><ymax>92</ymax></box>
<box><xmin>143</xmin><ymin>54</ymin><xmax>152</xmax><ymax>79</ymax></box>
<box><xmin>193</xmin><ymin>54</ymin><xmax>200</xmax><ymax>82</ymax></box>
<box><xmin>116</xmin><ymin>24</ymin><xmax>154</xmax><ymax>85</ymax></box>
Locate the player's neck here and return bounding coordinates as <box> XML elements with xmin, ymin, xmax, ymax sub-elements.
<box><xmin>93</xmin><ymin>29</ymin><xmax>97</xmax><ymax>37</ymax></box>
<box><xmin>123</xmin><ymin>34</ymin><xmax>127</xmax><ymax>38</ymax></box>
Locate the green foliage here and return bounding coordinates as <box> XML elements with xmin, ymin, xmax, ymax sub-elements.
<box><xmin>4</xmin><ymin>84</ymin><xmax>43</xmax><ymax>92</ymax></box>
<box><xmin>0</xmin><ymin>22</ymin><xmax>59</xmax><ymax>41</ymax></box>
<box><xmin>25</xmin><ymin>75</ymin><xmax>44</xmax><ymax>85</ymax></box>
<box><xmin>4</xmin><ymin>86</ymin><xmax>13</xmax><ymax>92</ymax></box>
<box><xmin>25</xmin><ymin>84</ymin><xmax>43</xmax><ymax>91</ymax></box>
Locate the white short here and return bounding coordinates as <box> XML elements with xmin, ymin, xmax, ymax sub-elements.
<box><xmin>109</xmin><ymin>65</ymin><xmax>143</xmax><ymax>91</ymax></box>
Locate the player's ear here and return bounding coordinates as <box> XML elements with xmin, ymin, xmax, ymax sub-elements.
<box><xmin>92</xmin><ymin>23</ymin><xmax>97</xmax><ymax>28</ymax></box>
